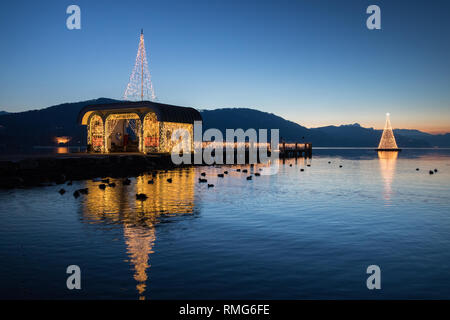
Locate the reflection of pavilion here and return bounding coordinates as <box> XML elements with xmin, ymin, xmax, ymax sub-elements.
<box><xmin>80</xmin><ymin>168</ymin><xmax>195</xmax><ymax>299</ymax></box>
<box><xmin>378</xmin><ymin>151</ymin><xmax>398</xmax><ymax>202</ymax></box>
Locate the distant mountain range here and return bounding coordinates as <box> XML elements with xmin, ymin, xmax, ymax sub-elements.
<box><xmin>0</xmin><ymin>111</ymin><xmax>8</xmax><ymax>115</ymax></box>
<box><xmin>0</xmin><ymin>98</ymin><xmax>449</xmax><ymax>152</ymax></box>
<box><xmin>201</xmin><ymin>108</ymin><xmax>449</xmax><ymax>147</ymax></box>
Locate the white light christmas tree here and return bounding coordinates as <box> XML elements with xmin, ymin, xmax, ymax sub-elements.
<box><xmin>124</xmin><ymin>29</ymin><xmax>156</xmax><ymax>101</ymax></box>
<box><xmin>378</xmin><ymin>113</ymin><xmax>399</xmax><ymax>150</ymax></box>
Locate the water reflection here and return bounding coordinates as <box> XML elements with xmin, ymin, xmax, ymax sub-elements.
<box><xmin>378</xmin><ymin>151</ymin><xmax>398</xmax><ymax>203</ymax></box>
<box><xmin>56</xmin><ymin>147</ymin><xmax>69</xmax><ymax>154</ymax></box>
<box><xmin>80</xmin><ymin>168</ymin><xmax>196</xmax><ymax>299</ymax></box>
<box><xmin>123</xmin><ymin>224</ymin><xmax>155</xmax><ymax>299</ymax></box>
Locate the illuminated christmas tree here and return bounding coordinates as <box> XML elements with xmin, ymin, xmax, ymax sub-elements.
<box><xmin>124</xmin><ymin>29</ymin><xmax>156</xmax><ymax>101</ymax></box>
<box><xmin>377</xmin><ymin>113</ymin><xmax>399</xmax><ymax>150</ymax></box>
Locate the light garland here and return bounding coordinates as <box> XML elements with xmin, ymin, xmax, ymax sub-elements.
<box><xmin>89</xmin><ymin>114</ymin><xmax>104</xmax><ymax>152</ymax></box>
<box><xmin>124</xmin><ymin>29</ymin><xmax>156</xmax><ymax>101</ymax></box>
<box><xmin>378</xmin><ymin>113</ymin><xmax>399</xmax><ymax>149</ymax></box>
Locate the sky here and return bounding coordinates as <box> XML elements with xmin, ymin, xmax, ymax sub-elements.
<box><xmin>0</xmin><ymin>0</ymin><xmax>449</xmax><ymax>133</ymax></box>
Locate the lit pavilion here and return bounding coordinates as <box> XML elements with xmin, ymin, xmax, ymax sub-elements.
<box><xmin>78</xmin><ymin>101</ymin><xmax>202</xmax><ymax>153</ymax></box>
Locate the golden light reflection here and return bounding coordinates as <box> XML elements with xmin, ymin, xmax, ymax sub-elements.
<box><xmin>56</xmin><ymin>147</ymin><xmax>69</xmax><ymax>154</ymax></box>
<box><xmin>80</xmin><ymin>168</ymin><xmax>195</xmax><ymax>299</ymax></box>
<box><xmin>124</xmin><ymin>224</ymin><xmax>155</xmax><ymax>299</ymax></box>
<box><xmin>55</xmin><ymin>136</ymin><xmax>71</xmax><ymax>144</ymax></box>
<box><xmin>378</xmin><ymin>151</ymin><xmax>398</xmax><ymax>203</ymax></box>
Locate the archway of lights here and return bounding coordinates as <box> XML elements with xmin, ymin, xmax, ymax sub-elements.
<box><xmin>81</xmin><ymin>102</ymin><xmax>201</xmax><ymax>154</ymax></box>
<box><xmin>104</xmin><ymin>113</ymin><xmax>142</xmax><ymax>153</ymax></box>
<box><xmin>88</xmin><ymin>114</ymin><xmax>104</xmax><ymax>152</ymax></box>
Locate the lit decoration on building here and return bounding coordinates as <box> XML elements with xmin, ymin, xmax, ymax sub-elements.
<box><xmin>79</xmin><ymin>28</ymin><xmax>203</xmax><ymax>155</ymax></box>
<box><xmin>86</xmin><ymin>111</ymin><xmax>195</xmax><ymax>153</ymax></box>
<box><xmin>104</xmin><ymin>113</ymin><xmax>141</xmax><ymax>152</ymax></box>
<box><xmin>123</xmin><ymin>29</ymin><xmax>156</xmax><ymax>101</ymax></box>
<box><xmin>88</xmin><ymin>114</ymin><xmax>104</xmax><ymax>152</ymax></box>
<box><xmin>105</xmin><ymin>116</ymin><xmax>121</xmax><ymax>142</ymax></box>
<box><xmin>377</xmin><ymin>113</ymin><xmax>399</xmax><ymax>150</ymax></box>
<box><xmin>79</xmin><ymin>102</ymin><xmax>202</xmax><ymax>154</ymax></box>
<box><xmin>159</xmin><ymin>122</ymin><xmax>193</xmax><ymax>153</ymax></box>
<box><xmin>143</xmin><ymin>112</ymin><xmax>159</xmax><ymax>152</ymax></box>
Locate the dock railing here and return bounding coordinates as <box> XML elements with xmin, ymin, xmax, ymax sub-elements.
<box><xmin>199</xmin><ymin>141</ymin><xmax>312</xmax><ymax>158</ymax></box>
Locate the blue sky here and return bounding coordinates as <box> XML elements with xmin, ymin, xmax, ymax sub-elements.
<box><xmin>0</xmin><ymin>0</ymin><xmax>449</xmax><ymax>133</ymax></box>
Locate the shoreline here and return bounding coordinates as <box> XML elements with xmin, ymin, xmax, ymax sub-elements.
<box><xmin>0</xmin><ymin>153</ymin><xmax>188</xmax><ymax>189</ymax></box>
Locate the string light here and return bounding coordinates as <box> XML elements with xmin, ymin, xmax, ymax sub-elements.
<box><xmin>378</xmin><ymin>113</ymin><xmax>399</xmax><ymax>150</ymax></box>
<box><xmin>124</xmin><ymin>29</ymin><xmax>156</xmax><ymax>101</ymax></box>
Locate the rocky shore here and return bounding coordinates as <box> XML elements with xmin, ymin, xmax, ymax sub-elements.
<box><xmin>0</xmin><ymin>153</ymin><xmax>186</xmax><ymax>189</ymax></box>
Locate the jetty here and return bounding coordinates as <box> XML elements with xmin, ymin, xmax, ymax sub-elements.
<box><xmin>279</xmin><ymin>142</ymin><xmax>312</xmax><ymax>158</ymax></box>
<box><xmin>0</xmin><ymin>102</ymin><xmax>312</xmax><ymax>189</ymax></box>
<box><xmin>0</xmin><ymin>140</ymin><xmax>312</xmax><ymax>189</ymax></box>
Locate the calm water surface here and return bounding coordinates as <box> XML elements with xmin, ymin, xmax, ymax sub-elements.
<box><xmin>1</xmin><ymin>149</ymin><xmax>450</xmax><ymax>299</ymax></box>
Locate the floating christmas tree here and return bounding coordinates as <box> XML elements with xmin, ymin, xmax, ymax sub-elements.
<box><xmin>377</xmin><ymin>113</ymin><xmax>400</xmax><ymax>151</ymax></box>
<box><xmin>124</xmin><ymin>29</ymin><xmax>156</xmax><ymax>101</ymax></box>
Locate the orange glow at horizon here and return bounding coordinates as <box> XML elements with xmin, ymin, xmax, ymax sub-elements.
<box><xmin>294</xmin><ymin>119</ymin><xmax>450</xmax><ymax>135</ymax></box>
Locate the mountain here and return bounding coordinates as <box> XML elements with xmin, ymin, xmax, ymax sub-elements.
<box><xmin>394</xmin><ymin>129</ymin><xmax>450</xmax><ymax>147</ymax></box>
<box><xmin>309</xmin><ymin>123</ymin><xmax>431</xmax><ymax>147</ymax></box>
<box><xmin>0</xmin><ymin>98</ymin><xmax>119</xmax><ymax>152</ymax></box>
<box><xmin>0</xmin><ymin>111</ymin><xmax>8</xmax><ymax>115</ymax></box>
<box><xmin>0</xmin><ymin>99</ymin><xmax>449</xmax><ymax>152</ymax></box>
<box><xmin>201</xmin><ymin>108</ymin><xmax>319</xmax><ymax>142</ymax></box>
<box><xmin>201</xmin><ymin>110</ymin><xmax>445</xmax><ymax>147</ymax></box>
<box><xmin>310</xmin><ymin>123</ymin><xmax>380</xmax><ymax>147</ymax></box>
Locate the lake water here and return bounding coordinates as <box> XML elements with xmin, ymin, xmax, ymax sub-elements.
<box><xmin>1</xmin><ymin>149</ymin><xmax>450</xmax><ymax>299</ymax></box>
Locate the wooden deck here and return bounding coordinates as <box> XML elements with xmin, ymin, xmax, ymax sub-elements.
<box><xmin>0</xmin><ymin>142</ymin><xmax>312</xmax><ymax>163</ymax></box>
<box><xmin>199</xmin><ymin>141</ymin><xmax>312</xmax><ymax>158</ymax></box>
<box><xmin>279</xmin><ymin>142</ymin><xmax>312</xmax><ymax>158</ymax></box>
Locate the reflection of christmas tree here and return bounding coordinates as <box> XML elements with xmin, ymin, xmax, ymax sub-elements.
<box><xmin>81</xmin><ymin>169</ymin><xmax>196</xmax><ymax>300</ymax></box>
<box><xmin>123</xmin><ymin>224</ymin><xmax>155</xmax><ymax>300</ymax></box>
<box><xmin>124</xmin><ymin>29</ymin><xmax>156</xmax><ymax>101</ymax></box>
<box><xmin>378</xmin><ymin>113</ymin><xmax>399</xmax><ymax>150</ymax></box>
<box><xmin>378</xmin><ymin>151</ymin><xmax>398</xmax><ymax>202</ymax></box>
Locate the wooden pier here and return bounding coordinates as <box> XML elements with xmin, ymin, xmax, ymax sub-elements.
<box><xmin>279</xmin><ymin>142</ymin><xmax>312</xmax><ymax>158</ymax></box>
<box><xmin>200</xmin><ymin>141</ymin><xmax>312</xmax><ymax>161</ymax></box>
<box><xmin>0</xmin><ymin>142</ymin><xmax>312</xmax><ymax>189</ymax></box>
